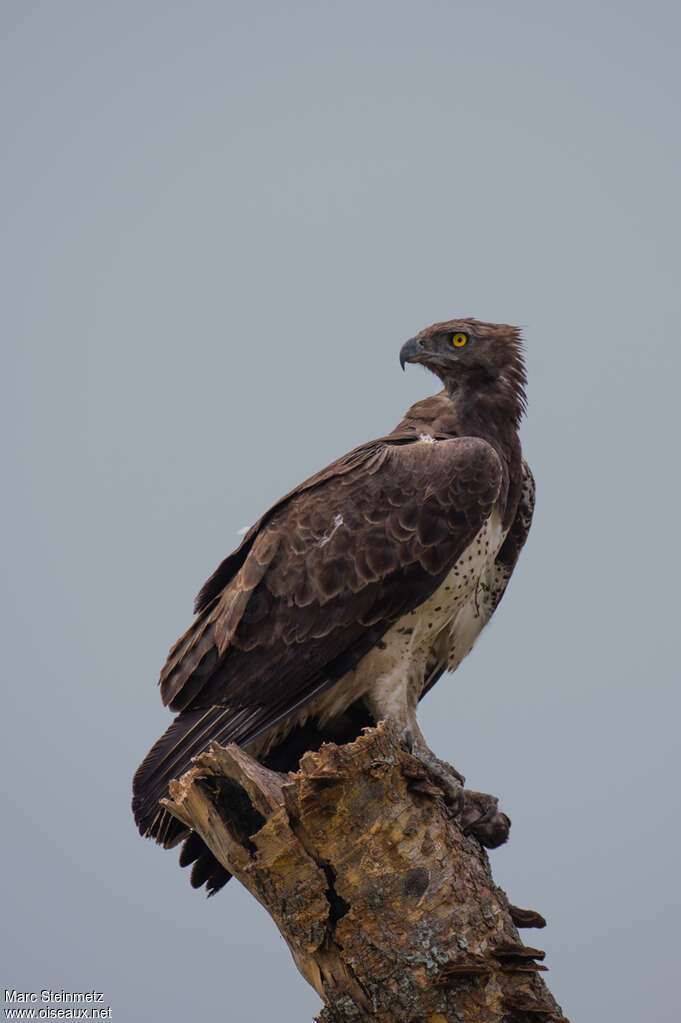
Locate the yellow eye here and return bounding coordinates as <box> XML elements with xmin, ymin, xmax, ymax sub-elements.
<box><xmin>450</xmin><ymin>332</ymin><xmax>468</xmax><ymax>348</ymax></box>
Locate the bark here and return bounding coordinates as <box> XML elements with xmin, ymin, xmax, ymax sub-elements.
<box><xmin>162</xmin><ymin>722</ymin><xmax>568</xmax><ymax>1023</ymax></box>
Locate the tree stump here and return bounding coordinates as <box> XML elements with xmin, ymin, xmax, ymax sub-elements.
<box><xmin>162</xmin><ymin>722</ymin><xmax>568</xmax><ymax>1022</ymax></box>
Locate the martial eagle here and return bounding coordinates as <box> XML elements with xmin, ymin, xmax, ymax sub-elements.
<box><xmin>133</xmin><ymin>318</ymin><xmax>534</xmax><ymax>893</ymax></box>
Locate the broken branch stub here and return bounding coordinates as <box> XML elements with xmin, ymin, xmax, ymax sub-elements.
<box><xmin>162</xmin><ymin>722</ymin><xmax>568</xmax><ymax>1023</ymax></box>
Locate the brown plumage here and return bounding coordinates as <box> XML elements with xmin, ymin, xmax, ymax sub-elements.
<box><xmin>132</xmin><ymin>317</ymin><xmax>534</xmax><ymax>893</ymax></box>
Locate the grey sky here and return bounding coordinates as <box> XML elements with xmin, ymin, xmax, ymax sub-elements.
<box><xmin>3</xmin><ymin>2</ymin><xmax>680</xmax><ymax>1020</ymax></box>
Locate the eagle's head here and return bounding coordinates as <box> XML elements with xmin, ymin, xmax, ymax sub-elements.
<box><xmin>400</xmin><ymin>317</ymin><xmax>527</xmax><ymax>424</ymax></box>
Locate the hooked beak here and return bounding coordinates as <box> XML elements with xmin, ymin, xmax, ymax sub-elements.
<box><xmin>399</xmin><ymin>336</ymin><xmax>424</xmax><ymax>371</ymax></box>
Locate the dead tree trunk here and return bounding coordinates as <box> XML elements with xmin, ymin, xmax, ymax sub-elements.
<box><xmin>163</xmin><ymin>722</ymin><xmax>568</xmax><ymax>1023</ymax></box>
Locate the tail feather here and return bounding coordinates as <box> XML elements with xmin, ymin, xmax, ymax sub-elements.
<box><xmin>132</xmin><ymin>705</ymin><xmax>243</xmax><ymax>843</ymax></box>
<box><xmin>176</xmin><ymin>831</ymin><xmax>232</xmax><ymax>894</ymax></box>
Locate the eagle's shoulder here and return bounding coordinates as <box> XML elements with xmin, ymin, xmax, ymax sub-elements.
<box><xmin>391</xmin><ymin>390</ymin><xmax>461</xmax><ymax>437</ymax></box>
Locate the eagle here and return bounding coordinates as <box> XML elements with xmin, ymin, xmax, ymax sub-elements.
<box><xmin>133</xmin><ymin>317</ymin><xmax>534</xmax><ymax>894</ymax></box>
